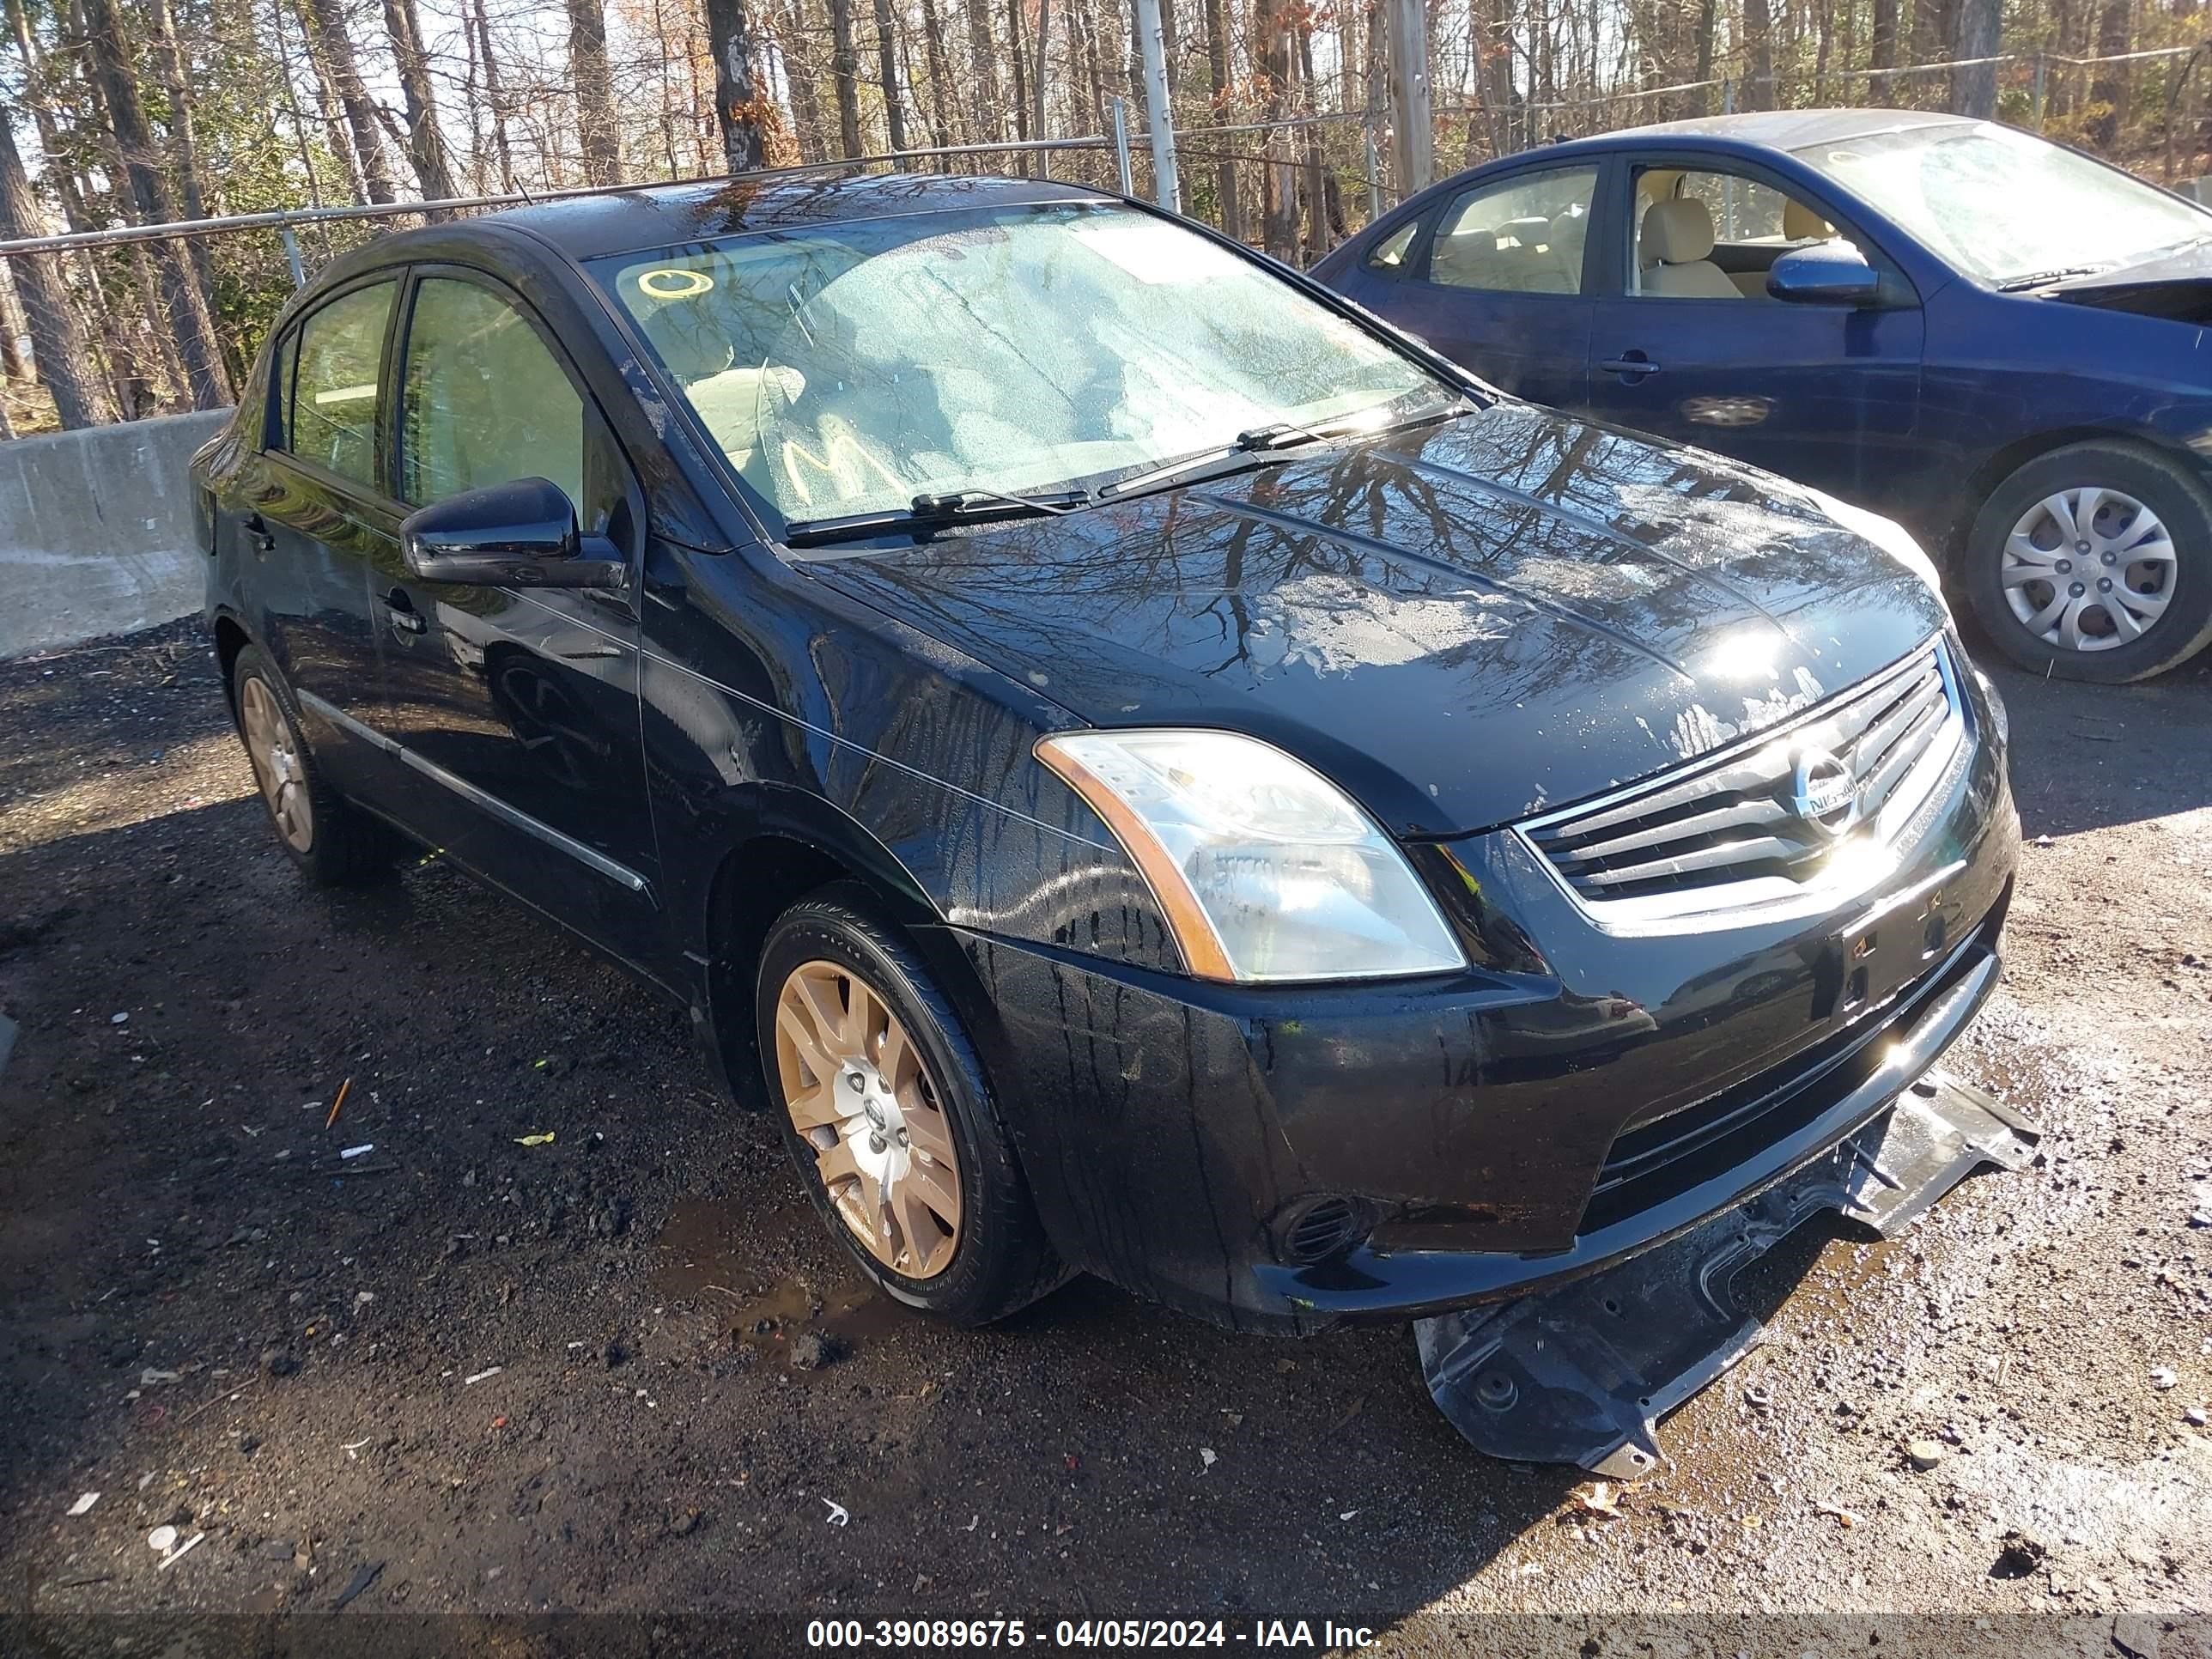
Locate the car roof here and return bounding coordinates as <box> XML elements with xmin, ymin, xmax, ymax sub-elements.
<box><xmin>1532</xmin><ymin>106</ymin><xmax>1978</xmax><ymax>161</ymax></box>
<box><xmin>374</xmin><ymin>170</ymin><xmax>1109</xmax><ymax>267</ymax></box>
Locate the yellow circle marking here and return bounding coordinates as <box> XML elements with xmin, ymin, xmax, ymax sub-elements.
<box><xmin>638</xmin><ymin>267</ymin><xmax>714</xmax><ymax>300</ymax></box>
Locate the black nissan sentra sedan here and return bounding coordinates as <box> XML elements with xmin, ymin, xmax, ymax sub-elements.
<box><xmin>194</xmin><ymin>173</ymin><xmax>2016</xmax><ymax>1334</ymax></box>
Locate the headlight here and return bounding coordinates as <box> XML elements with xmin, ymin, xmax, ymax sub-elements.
<box><xmin>1803</xmin><ymin>487</ymin><xmax>1950</xmax><ymax>616</ymax></box>
<box><xmin>1036</xmin><ymin>729</ymin><xmax>1467</xmax><ymax>983</ymax></box>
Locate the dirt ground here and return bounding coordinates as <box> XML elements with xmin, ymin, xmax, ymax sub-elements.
<box><xmin>0</xmin><ymin>618</ymin><xmax>2208</xmax><ymax>1656</ymax></box>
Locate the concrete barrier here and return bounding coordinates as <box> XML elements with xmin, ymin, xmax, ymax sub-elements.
<box><xmin>0</xmin><ymin>409</ymin><xmax>232</xmax><ymax>659</ymax></box>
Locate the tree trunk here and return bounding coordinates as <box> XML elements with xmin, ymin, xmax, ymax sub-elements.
<box><xmin>0</xmin><ymin>100</ymin><xmax>109</xmax><ymax>427</ymax></box>
<box><xmin>871</xmin><ymin>0</ymin><xmax>907</xmax><ymax>150</ymax></box>
<box><xmin>2089</xmin><ymin>0</ymin><xmax>2130</xmax><ymax>147</ymax></box>
<box><xmin>1690</xmin><ymin>0</ymin><xmax>1717</xmax><ymax>114</ymax></box>
<box><xmin>1255</xmin><ymin>0</ymin><xmax>1298</xmax><ymax>259</ymax></box>
<box><xmin>1741</xmin><ymin>0</ymin><xmax>1774</xmax><ymax>109</ymax></box>
<box><xmin>568</xmin><ymin>0</ymin><xmax>623</xmax><ymax>183</ymax></box>
<box><xmin>966</xmin><ymin>0</ymin><xmax>1001</xmax><ymax>143</ymax></box>
<box><xmin>144</xmin><ymin>0</ymin><xmax>222</xmax><ymax>323</ymax></box>
<box><xmin>828</xmin><ymin>0</ymin><xmax>864</xmax><ymax>155</ymax></box>
<box><xmin>706</xmin><ymin>0</ymin><xmax>771</xmax><ymax>169</ymax></box>
<box><xmin>1869</xmin><ymin>0</ymin><xmax>1899</xmax><ymax>106</ymax></box>
<box><xmin>471</xmin><ymin>0</ymin><xmax>517</xmax><ymax>190</ymax></box>
<box><xmin>1205</xmin><ymin>0</ymin><xmax>1240</xmax><ymax>236</ymax></box>
<box><xmin>1030</xmin><ymin>0</ymin><xmax>1050</xmax><ymax>145</ymax></box>
<box><xmin>80</xmin><ymin>0</ymin><xmax>230</xmax><ymax>408</ymax></box>
<box><xmin>1297</xmin><ymin>19</ymin><xmax>1328</xmax><ymax>260</ymax></box>
<box><xmin>1951</xmin><ymin>0</ymin><xmax>1998</xmax><ymax>116</ymax></box>
<box><xmin>382</xmin><ymin>0</ymin><xmax>460</xmax><ymax>200</ymax></box>
<box><xmin>918</xmin><ymin>0</ymin><xmax>957</xmax><ymax>143</ymax></box>
<box><xmin>1006</xmin><ymin>0</ymin><xmax>1029</xmax><ymax>144</ymax></box>
<box><xmin>780</xmin><ymin>0</ymin><xmax>827</xmax><ymax>161</ymax></box>
<box><xmin>294</xmin><ymin>0</ymin><xmax>369</xmax><ymax>202</ymax></box>
<box><xmin>301</xmin><ymin>0</ymin><xmax>397</xmax><ymax>203</ymax></box>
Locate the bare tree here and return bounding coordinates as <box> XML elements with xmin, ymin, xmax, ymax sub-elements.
<box><xmin>80</xmin><ymin>0</ymin><xmax>230</xmax><ymax>407</ymax></box>
<box><xmin>568</xmin><ymin>0</ymin><xmax>624</xmax><ymax>183</ymax></box>
<box><xmin>0</xmin><ymin>98</ymin><xmax>108</xmax><ymax>427</ymax></box>
<box><xmin>706</xmin><ymin>0</ymin><xmax>771</xmax><ymax>169</ymax></box>
<box><xmin>1951</xmin><ymin>0</ymin><xmax>1999</xmax><ymax>116</ymax></box>
<box><xmin>298</xmin><ymin>0</ymin><xmax>396</xmax><ymax>203</ymax></box>
<box><xmin>829</xmin><ymin>0</ymin><xmax>864</xmax><ymax>155</ymax></box>
<box><xmin>382</xmin><ymin>0</ymin><xmax>461</xmax><ymax>200</ymax></box>
<box><xmin>872</xmin><ymin>0</ymin><xmax>908</xmax><ymax>150</ymax></box>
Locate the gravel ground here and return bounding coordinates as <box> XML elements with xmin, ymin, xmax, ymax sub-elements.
<box><xmin>0</xmin><ymin>619</ymin><xmax>2208</xmax><ymax>1656</ymax></box>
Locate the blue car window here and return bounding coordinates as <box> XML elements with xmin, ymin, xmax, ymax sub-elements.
<box><xmin>1427</xmin><ymin>167</ymin><xmax>1597</xmax><ymax>295</ymax></box>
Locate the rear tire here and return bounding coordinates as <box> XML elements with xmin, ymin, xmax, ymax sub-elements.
<box><xmin>1962</xmin><ymin>441</ymin><xmax>2212</xmax><ymax>683</ymax></box>
<box><xmin>229</xmin><ymin>644</ymin><xmax>397</xmax><ymax>886</ymax></box>
<box><xmin>756</xmin><ymin>882</ymin><xmax>1066</xmax><ymax>1327</ymax></box>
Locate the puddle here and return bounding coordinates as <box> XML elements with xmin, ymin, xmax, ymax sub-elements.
<box><xmin>653</xmin><ymin>1195</ymin><xmax>911</xmax><ymax>1358</ymax></box>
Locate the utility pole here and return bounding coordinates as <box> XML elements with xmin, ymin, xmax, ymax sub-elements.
<box><xmin>1133</xmin><ymin>0</ymin><xmax>1179</xmax><ymax>211</ymax></box>
<box><xmin>1384</xmin><ymin>0</ymin><xmax>1431</xmax><ymax>197</ymax></box>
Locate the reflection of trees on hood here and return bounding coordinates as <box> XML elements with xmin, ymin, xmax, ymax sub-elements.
<box><xmin>797</xmin><ymin>403</ymin><xmax>1941</xmax><ymax>732</ymax></box>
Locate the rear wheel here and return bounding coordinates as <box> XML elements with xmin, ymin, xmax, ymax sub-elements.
<box><xmin>1963</xmin><ymin>441</ymin><xmax>2212</xmax><ymax>682</ymax></box>
<box><xmin>229</xmin><ymin>644</ymin><xmax>396</xmax><ymax>885</ymax></box>
<box><xmin>757</xmin><ymin>884</ymin><xmax>1065</xmax><ymax>1325</ymax></box>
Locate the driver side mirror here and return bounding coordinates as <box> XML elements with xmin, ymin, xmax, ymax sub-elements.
<box><xmin>400</xmin><ymin>477</ymin><xmax>625</xmax><ymax>588</ymax></box>
<box><xmin>1766</xmin><ymin>241</ymin><xmax>1881</xmax><ymax>307</ymax></box>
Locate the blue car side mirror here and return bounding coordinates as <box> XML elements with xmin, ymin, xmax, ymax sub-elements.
<box><xmin>1767</xmin><ymin>241</ymin><xmax>1881</xmax><ymax>307</ymax></box>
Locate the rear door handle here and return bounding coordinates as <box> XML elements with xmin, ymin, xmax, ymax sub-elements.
<box><xmin>1600</xmin><ymin>355</ymin><xmax>1662</xmax><ymax>377</ymax></box>
<box><xmin>383</xmin><ymin>587</ymin><xmax>427</xmax><ymax>635</ymax></box>
<box><xmin>244</xmin><ymin>513</ymin><xmax>276</xmax><ymax>554</ymax></box>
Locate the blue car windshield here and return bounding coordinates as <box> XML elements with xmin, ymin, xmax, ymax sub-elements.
<box><xmin>1793</xmin><ymin>119</ymin><xmax>2211</xmax><ymax>287</ymax></box>
<box><xmin>594</xmin><ymin>202</ymin><xmax>1455</xmax><ymax>527</ymax></box>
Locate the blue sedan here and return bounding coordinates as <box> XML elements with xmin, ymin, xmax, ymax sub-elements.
<box><xmin>1314</xmin><ymin>109</ymin><xmax>2212</xmax><ymax>681</ymax></box>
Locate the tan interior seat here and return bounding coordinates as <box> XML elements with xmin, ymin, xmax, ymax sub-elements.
<box><xmin>1639</xmin><ymin>199</ymin><xmax>1739</xmax><ymax>299</ymax></box>
<box><xmin>1428</xmin><ymin>225</ymin><xmax>1494</xmax><ymax>289</ymax></box>
<box><xmin>1784</xmin><ymin>199</ymin><xmax>1836</xmax><ymax>240</ymax></box>
<box><xmin>683</xmin><ymin>364</ymin><xmax>808</xmax><ymax>471</ymax></box>
<box><xmin>1548</xmin><ymin>209</ymin><xmax>1589</xmax><ymax>289</ymax></box>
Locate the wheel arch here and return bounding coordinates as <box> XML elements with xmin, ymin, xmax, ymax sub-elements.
<box><xmin>212</xmin><ymin>612</ymin><xmax>252</xmax><ymax>714</ymax></box>
<box><xmin>1943</xmin><ymin>422</ymin><xmax>2208</xmax><ymax>558</ymax></box>
<box><xmin>694</xmin><ymin>789</ymin><xmax>957</xmax><ymax>1107</ymax></box>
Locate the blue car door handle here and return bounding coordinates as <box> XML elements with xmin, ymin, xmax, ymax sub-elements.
<box><xmin>1600</xmin><ymin>355</ymin><xmax>1662</xmax><ymax>377</ymax></box>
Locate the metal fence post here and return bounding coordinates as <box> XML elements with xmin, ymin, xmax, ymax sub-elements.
<box><xmin>1112</xmin><ymin>97</ymin><xmax>1133</xmax><ymax>195</ymax></box>
<box><xmin>1721</xmin><ymin>77</ymin><xmax>1735</xmax><ymax>115</ymax></box>
<box><xmin>1134</xmin><ymin>0</ymin><xmax>1181</xmax><ymax>211</ymax></box>
<box><xmin>1364</xmin><ymin>127</ymin><xmax>1383</xmax><ymax>220</ymax></box>
<box><xmin>2033</xmin><ymin>52</ymin><xmax>2049</xmax><ymax>131</ymax></box>
<box><xmin>279</xmin><ymin>226</ymin><xmax>305</xmax><ymax>289</ymax></box>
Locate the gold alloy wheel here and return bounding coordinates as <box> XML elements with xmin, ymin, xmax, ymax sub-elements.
<box><xmin>773</xmin><ymin>960</ymin><xmax>963</xmax><ymax>1279</ymax></box>
<box><xmin>239</xmin><ymin>676</ymin><xmax>313</xmax><ymax>853</ymax></box>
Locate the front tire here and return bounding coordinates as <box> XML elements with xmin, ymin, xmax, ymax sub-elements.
<box><xmin>1962</xmin><ymin>441</ymin><xmax>2212</xmax><ymax>682</ymax></box>
<box><xmin>229</xmin><ymin>644</ymin><xmax>396</xmax><ymax>886</ymax></box>
<box><xmin>756</xmin><ymin>884</ymin><xmax>1065</xmax><ymax>1326</ymax></box>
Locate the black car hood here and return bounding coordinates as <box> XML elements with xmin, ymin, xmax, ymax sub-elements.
<box><xmin>802</xmin><ymin>402</ymin><xmax>1949</xmax><ymax>837</ymax></box>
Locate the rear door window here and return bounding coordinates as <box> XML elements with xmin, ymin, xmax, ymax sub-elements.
<box><xmin>283</xmin><ymin>281</ymin><xmax>396</xmax><ymax>490</ymax></box>
<box><xmin>1426</xmin><ymin>167</ymin><xmax>1599</xmax><ymax>295</ymax></box>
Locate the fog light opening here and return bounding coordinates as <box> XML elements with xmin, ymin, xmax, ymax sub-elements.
<box><xmin>1272</xmin><ymin>1194</ymin><xmax>1370</xmax><ymax>1266</ymax></box>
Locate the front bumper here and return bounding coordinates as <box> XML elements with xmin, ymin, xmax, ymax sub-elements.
<box><xmin>940</xmin><ymin>678</ymin><xmax>2019</xmax><ymax>1335</ymax></box>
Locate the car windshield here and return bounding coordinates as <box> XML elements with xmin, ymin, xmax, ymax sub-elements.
<box><xmin>1790</xmin><ymin>120</ymin><xmax>2211</xmax><ymax>287</ymax></box>
<box><xmin>595</xmin><ymin>202</ymin><xmax>1455</xmax><ymax>529</ymax></box>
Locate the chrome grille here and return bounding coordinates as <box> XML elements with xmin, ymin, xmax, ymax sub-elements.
<box><xmin>1521</xmin><ymin>641</ymin><xmax>1968</xmax><ymax>922</ymax></box>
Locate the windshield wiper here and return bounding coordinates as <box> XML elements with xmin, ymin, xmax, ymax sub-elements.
<box><xmin>1995</xmin><ymin>264</ymin><xmax>2112</xmax><ymax>292</ymax></box>
<box><xmin>1095</xmin><ymin>402</ymin><xmax>1468</xmax><ymax>504</ymax></box>
<box><xmin>784</xmin><ymin>486</ymin><xmax>1086</xmax><ymax>548</ymax></box>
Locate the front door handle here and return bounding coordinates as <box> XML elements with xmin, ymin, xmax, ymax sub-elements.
<box><xmin>1600</xmin><ymin>354</ymin><xmax>1662</xmax><ymax>378</ymax></box>
<box><xmin>383</xmin><ymin>587</ymin><xmax>427</xmax><ymax>635</ymax></box>
<box><xmin>244</xmin><ymin>513</ymin><xmax>276</xmax><ymax>555</ymax></box>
